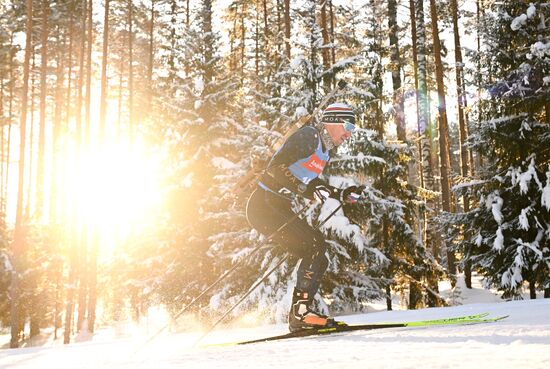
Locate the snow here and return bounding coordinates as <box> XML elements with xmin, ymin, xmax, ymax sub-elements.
<box><xmin>526</xmin><ymin>4</ymin><xmax>536</xmax><ymax>18</ymax></box>
<box><xmin>529</xmin><ymin>41</ymin><xmax>549</xmax><ymax>59</ymax></box>
<box><xmin>542</xmin><ymin>170</ymin><xmax>550</xmax><ymax>210</ymax></box>
<box><xmin>493</xmin><ymin>227</ymin><xmax>504</xmax><ymax>251</ymax></box>
<box><xmin>511</xmin><ymin>13</ymin><xmax>528</xmax><ymax>31</ymax></box>
<box><xmin>211</xmin><ymin>156</ymin><xmax>239</xmax><ymax>170</ymax></box>
<box><xmin>289</xmin><ymin>57</ymin><xmax>305</xmax><ymax>70</ymax></box>
<box><xmin>519</xmin><ymin>207</ymin><xmax>530</xmax><ymax>230</ymax></box>
<box><xmin>2</xmin><ymin>277</ymin><xmax>550</xmax><ymax>369</ymax></box>
<box><xmin>490</xmin><ymin>192</ymin><xmax>504</xmax><ymax>225</ymax></box>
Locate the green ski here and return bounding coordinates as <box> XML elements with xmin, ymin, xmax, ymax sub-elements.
<box><xmin>209</xmin><ymin>313</ymin><xmax>508</xmax><ymax>346</ymax></box>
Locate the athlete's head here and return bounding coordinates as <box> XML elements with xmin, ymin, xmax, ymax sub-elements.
<box><xmin>321</xmin><ymin>103</ymin><xmax>356</xmax><ymax>147</ymax></box>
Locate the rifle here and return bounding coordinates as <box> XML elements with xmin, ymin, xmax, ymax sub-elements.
<box><xmin>232</xmin><ymin>80</ymin><xmax>348</xmax><ymax>198</ymax></box>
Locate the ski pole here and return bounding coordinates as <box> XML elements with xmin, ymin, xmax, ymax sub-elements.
<box><xmin>143</xmin><ymin>203</ymin><xmax>310</xmax><ymax>345</ymax></box>
<box><xmin>193</xmin><ymin>255</ymin><xmax>289</xmax><ymax>346</ymax></box>
<box><xmin>194</xmin><ymin>203</ymin><xmax>343</xmax><ymax>346</ymax></box>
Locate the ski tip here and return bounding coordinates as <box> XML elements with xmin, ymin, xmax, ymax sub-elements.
<box><xmin>493</xmin><ymin>315</ymin><xmax>510</xmax><ymax>321</ymax></box>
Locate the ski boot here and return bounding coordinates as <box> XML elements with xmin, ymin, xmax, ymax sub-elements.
<box><xmin>288</xmin><ymin>288</ymin><xmax>347</xmax><ymax>332</ymax></box>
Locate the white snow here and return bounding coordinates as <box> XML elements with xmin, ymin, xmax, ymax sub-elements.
<box><xmin>2</xmin><ymin>276</ymin><xmax>550</xmax><ymax>369</ymax></box>
<box><xmin>511</xmin><ymin>13</ymin><xmax>528</xmax><ymax>31</ymax></box>
<box><xmin>519</xmin><ymin>207</ymin><xmax>531</xmax><ymax>230</ymax></box>
<box><xmin>542</xmin><ymin>170</ymin><xmax>550</xmax><ymax>210</ymax></box>
<box><xmin>490</xmin><ymin>193</ymin><xmax>504</xmax><ymax>225</ymax></box>
<box><xmin>529</xmin><ymin>41</ymin><xmax>550</xmax><ymax>59</ymax></box>
<box><xmin>526</xmin><ymin>4</ymin><xmax>536</xmax><ymax>18</ymax></box>
<box><xmin>294</xmin><ymin>106</ymin><xmax>308</xmax><ymax>119</ymax></box>
<box><xmin>493</xmin><ymin>226</ymin><xmax>504</xmax><ymax>251</ymax></box>
<box><xmin>211</xmin><ymin>156</ymin><xmax>239</xmax><ymax>170</ymax></box>
<box><xmin>289</xmin><ymin>57</ymin><xmax>305</xmax><ymax>70</ymax></box>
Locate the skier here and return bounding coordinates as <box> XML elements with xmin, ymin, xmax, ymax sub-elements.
<box><xmin>246</xmin><ymin>102</ymin><xmax>365</xmax><ymax>332</ymax></box>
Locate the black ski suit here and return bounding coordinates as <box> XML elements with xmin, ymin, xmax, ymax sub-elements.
<box><xmin>246</xmin><ymin>126</ymin><xmax>340</xmax><ymax>297</ymax></box>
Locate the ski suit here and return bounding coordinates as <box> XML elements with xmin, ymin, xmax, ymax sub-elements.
<box><xmin>246</xmin><ymin>125</ymin><xmax>337</xmax><ymax>298</ymax></box>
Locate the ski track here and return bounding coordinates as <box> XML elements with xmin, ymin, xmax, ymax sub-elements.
<box><xmin>1</xmin><ymin>299</ymin><xmax>549</xmax><ymax>369</ymax></box>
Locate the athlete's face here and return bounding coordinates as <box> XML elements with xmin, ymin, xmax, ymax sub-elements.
<box><xmin>324</xmin><ymin>122</ymin><xmax>354</xmax><ymax>146</ymax></box>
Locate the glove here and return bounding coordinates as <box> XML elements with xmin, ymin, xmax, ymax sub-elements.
<box><xmin>341</xmin><ymin>185</ymin><xmax>366</xmax><ymax>204</ymax></box>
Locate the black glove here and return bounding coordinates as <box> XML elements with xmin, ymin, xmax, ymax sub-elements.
<box><xmin>341</xmin><ymin>185</ymin><xmax>366</xmax><ymax>204</ymax></box>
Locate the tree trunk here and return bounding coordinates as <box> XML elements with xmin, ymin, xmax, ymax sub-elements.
<box><xmin>76</xmin><ymin>0</ymin><xmax>92</xmax><ymax>333</ymax></box>
<box><xmin>50</xmin><ymin>26</ymin><xmax>64</xmax><ymax>224</ymax></box>
<box><xmin>85</xmin><ymin>0</ymin><xmax>93</xmax><ymax>146</ymax></box>
<box><xmin>529</xmin><ymin>279</ymin><xmax>536</xmax><ymax>299</ymax></box>
<box><xmin>128</xmin><ymin>0</ymin><xmax>134</xmax><ymax>138</ymax></box>
<box><xmin>11</xmin><ymin>0</ymin><xmax>33</xmax><ymax>348</ymax></box>
<box><xmin>328</xmin><ymin>0</ymin><xmax>335</xmax><ymax>65</ymax></box>
<box><xmin>240</xmin><ymin>5</ymin><xmax>246</xmax><ymax>82</ymax></box>
<box><xmin>386</xmin><ymin>285</ymin><xmax>392</xmax><ymax>311</ymax></box>
<box><xmin>36</xmin><ymin>0</ymin><xmax>49</xmax><ymax>220</ymax></box>
<box><xmin>147</xmin><ymin>0</ymin><xmax>154</xmax><ymax>121</ymax></box>
<box><xmin>409</xmin><ymin>281</ymin><xmax>421</xmax><ymax>309</ymax></box>
<box><xmin>51</xmin><ymin>24</ymin><xmax>65</xmax><ymax>341</ymax></box>
<box><xmin>450</xmin><ymin>0</ymin><xmax>472</xmax><ymax>288</ymax></box>
<box><xmin>186</xmin><ymin>0</ymin><xmax>190</xmax><ymax>27</ymax></box>
<box><xmin>429</xmin><ymin>0</ymin><xmax>457</xmax><ymax>278</ymax></box>
<box><xmin>276</xmin><ymin>0</ymin><xmax>282</xmax><ymax>53</ymax></box>
<box><xmin>284</xmin><ymin>0</ymin><xmax>291</xmax><ymax>61</ymax></box>
<box><xmin>26</xmin><ymin>51</ymin><xmax>36</xmax><ymax>219</ymax></box>
<box><xmin>388</xmin><ymin>0</ymin><xmax>406</xmax><ymax>142</ymax></box>
<box><xmin>3</xmin><ymin>33</ymin><xmax>15</xmax><ymax>215</ymax></box>
<box><xmin>169</xmin><ymin>0</ymin><xmax>177</xmax><ymax>83</ymax></box>
<box><xmin>475</xmin><ymin>0</ymin><xmax>484</xmax><ymax>171</ymax></box>
<box><xmin>87</xmin><ymin>231</ymin><xmax>99</xmax><ymax>332</ymax></box>
<box><xmin>412</xmin><ymin>0</ymin><xmax>435</xmax><ymax>255</ymax></box>
<box><xmin>1</xmin><ymin>79</ymin><xmax>4</xmax><ymax>206</ymax></box>
<box><xmin>382</xmin><ymin>218</ymin><xmax>392</xmax><ymax>311</ymax></box>
<box><xmin>65</xmin><ymin>0</ymin><xmax>88</xmax><ymax>343</ymax></box>
<box><xmin>117</xmin><ymin>43</ymin><xmax>124</xmax><ymax>138</ymax></box>
<box><xmin>29</xmin><ymin>46</ymin><xmax>40</xmax><ymax>336</ymax></box>
<box><xmin>320</xmin><ymin>1</ymin><xmax>332</xmax><ymax>91</ymax></box>
<box><xmin>414</xmin><ymin>0</ymin><xmax>433</xmax><ymax>193</ymax></box>
<box><xmin>88</xmin><ymin>0</ymin><xmax>111</xmax><ymax>335</ymax></box>
<box><xmin>411</xmin><ymin>0</ymin><xmax>441</xmax><ymax>306</ymax></box>
<box><xmin>77</xmin><ymin>227</ymin><xmax>88</xmax><ymax>332</ymax></box>
<box><xmin>100</xmin><ymin>0</ymin><xmax>110</xmax><ymax>139</ymax></box>
<box><xmin>255</xmin><ymin>2</ymin><xmax>259</xmax><ymax>76</ymax></box>
<box><xmin>61</xmin><ymin>3</ymin><xmax>75</xmax><ymax>225</ymax></box>
<box><xmin>1</xmin><ymin>77</ymin><xmax>4</xmax><ymax>203</ymax></box>
<box><xmin>263</xmin><ymin>0</ymin><xmax>269</xmax><ymax>78</ymax></box>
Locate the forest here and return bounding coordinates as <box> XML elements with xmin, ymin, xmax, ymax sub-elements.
<box><xmin>0</xmin><ymin>0</ymin><xmax>548</xmax><ymax>349</ymax></box>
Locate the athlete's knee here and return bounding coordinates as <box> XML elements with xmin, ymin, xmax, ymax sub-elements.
<box><xmin>310</xmin><ymin>238</ymin><xmax>329</xmax><ymax>271</ymax></box>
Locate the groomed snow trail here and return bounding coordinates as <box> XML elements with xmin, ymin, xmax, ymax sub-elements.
<box><xmin>1</xmin><ymin>298</ymin><xmax>549</xmax><ymax>369</ymax></box>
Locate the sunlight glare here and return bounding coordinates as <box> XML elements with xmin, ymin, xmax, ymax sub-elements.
<box><xmin>74</xmin><ymin>137</ymin><xmax>165</xmax><ymax>253</ymax></box>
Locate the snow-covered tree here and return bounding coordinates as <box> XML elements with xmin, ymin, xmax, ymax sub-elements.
<box><xmin>445</xmin><ymin>2</ymin><xmax>550</xmax><ymax>299</ymax></box>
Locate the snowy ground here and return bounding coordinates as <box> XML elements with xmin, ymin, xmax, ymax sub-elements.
<box><xmin>1</xmin><ymin>278</ymin><xmax>550</xmax><ymax>369</ymax></box>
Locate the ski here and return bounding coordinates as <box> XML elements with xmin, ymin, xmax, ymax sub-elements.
<box><xmin>211</xmin><ymin>313</ymin><xmax>507</xmax><ymax>346</ymax></box>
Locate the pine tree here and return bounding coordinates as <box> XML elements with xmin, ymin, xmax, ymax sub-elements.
<box><xmin>445</xmin><ymin>1</ymin><xmax>550</xmax><ymax>299</ymax></box>
<box><xmin>11</xmin><ymin>0</ymin><xmax>33</xmax><ymax>348</ymax></box>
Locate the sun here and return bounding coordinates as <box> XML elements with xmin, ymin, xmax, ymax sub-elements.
<box><xmin>70</xmin><ymin>136</ymin><xmax>165</xmax><ymax>255</ymax></box>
